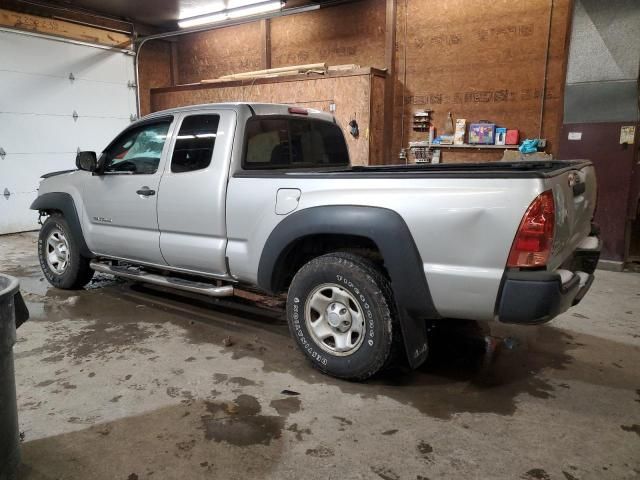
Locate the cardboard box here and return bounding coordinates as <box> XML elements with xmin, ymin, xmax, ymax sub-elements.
<box><xmin>454</xmin><ymin>119</ymin><xmax>466</xmax><ymax>145</ymax></box>
<box><xmin>506</xmin><ymin>129</ymin><xmax>519</xmax><ymax>145</ymax></box>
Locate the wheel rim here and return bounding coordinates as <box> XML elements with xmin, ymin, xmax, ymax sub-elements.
<box><xmin>304</xmin><ymin>283</ymin><xmax>366</xmax><ymax>356</ymax></box>
<box><xmin>45</xmin><ymin>228</ymin><xmax>70</xmax><ymax>275</ymax></box>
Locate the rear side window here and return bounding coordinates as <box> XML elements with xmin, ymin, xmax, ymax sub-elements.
<box><xmin>243</xmin><ymin>117</ymin><xmax>349</xmax><ymax>170</ymax></box>
<box><xmin>171</xmin><ymin>114</ymin><xmax>220</xmax><ymax>173</ymax></box>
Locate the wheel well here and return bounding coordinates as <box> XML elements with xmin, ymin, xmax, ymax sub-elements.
<box><xmin>271</xmin><ymin>234</ymin><xmax>384</xmax><ymax>293</ymax></box>
<box><xmin>37</xmin><ymin>209</ymin><xmax>61</xmax><ymax>225</ymax></box>
<box><xmin>37</xmin><ymin>208</ymin><xmax>62</xmax><ymax>214</ymax></box>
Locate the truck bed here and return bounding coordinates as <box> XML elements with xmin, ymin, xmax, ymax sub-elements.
<box><xmin>234</xmin><ymin>160</ymin><xmax>592</xmax><ymax>179</ymax></box>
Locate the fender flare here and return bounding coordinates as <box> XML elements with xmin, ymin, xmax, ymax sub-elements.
<box><xmin>30</xmin><ymin>192</ymin><xmax>93</xmax><ymax>258</ymax></box>
<box><xmin>257</xmin><ymin>205</ymin><xmax>440</xmax><ymax>368</ymax></box>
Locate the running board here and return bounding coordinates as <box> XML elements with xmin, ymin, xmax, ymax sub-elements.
<box><xmin>90</xmin><ymin>261</ymin><xmax>234</xmax><ymax>297</ymax></box>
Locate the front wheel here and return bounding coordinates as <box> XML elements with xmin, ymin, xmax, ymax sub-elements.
<box><xmin>38</xmin><ymin>214</ymin><xmax>94</xmax><ymax>289</ymax></box>
<box><xmin>286</xmin><ymin>252</ymin><xmax>399</xmax><ymax>381</ymax></box>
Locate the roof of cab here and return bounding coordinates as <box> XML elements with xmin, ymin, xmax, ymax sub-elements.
<box><xmin>138</xmin><ymin>102</ymin><xmax>335</xmax><ymax>123</ymax></box>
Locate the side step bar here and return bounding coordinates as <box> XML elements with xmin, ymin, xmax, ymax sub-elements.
<box><xmin>90</xmin><ymin>261</ymin><xmax>234</xmax><ymax>298</ymax></box>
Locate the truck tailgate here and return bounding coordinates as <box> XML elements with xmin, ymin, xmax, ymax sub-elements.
<box><xmin>544</xmin><ymin>161</ymin><xmax>597</xmax><ymax>270</ymax></box>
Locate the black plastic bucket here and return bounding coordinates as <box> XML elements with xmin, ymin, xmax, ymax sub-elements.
<box><xmin>0</xmin><ymin>274</ymin><xmax>29</xmax><ymax>480</ymax></box>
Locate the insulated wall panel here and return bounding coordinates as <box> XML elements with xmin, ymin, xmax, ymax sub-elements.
<box><xmin>0</xmin><ymin>29</ymin><xmax>136</xmax><ymax>234</ymax></box>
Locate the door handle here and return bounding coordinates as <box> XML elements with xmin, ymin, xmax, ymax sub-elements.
<box><xmin>136</xmin><ymin>187</ymin><xmax>156</xmax><ymax>197</ymax></box>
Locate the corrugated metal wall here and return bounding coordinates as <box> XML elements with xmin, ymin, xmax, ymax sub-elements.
<box><xmin>564</xmin><ymin>0</ymin><xmax>640</xmax><ymax>124</ymax></box>
<box><xmin>559</xmin><ymin>0</ymin><xmax>640</xmax><ymax>264</ymax></box>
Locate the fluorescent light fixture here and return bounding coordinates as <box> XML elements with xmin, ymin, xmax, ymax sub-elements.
<box><xmin>178</xmin><ymin>0</ymin><xmax>284</xmax><ymax>28</ymax></box>
<box><xmin>178</xmin><ymin>12</ymin><xmax>228</xmax><ymax>28</ymax></box>
<box><xmin>227</xmin><ymin>0</ymin><xmax>268</xmax><ymax>7</ymax></box>
<box><xmin>227</xmin><ymin>1</ymin><xmax>282</xmax><ymax>18</ymax></box>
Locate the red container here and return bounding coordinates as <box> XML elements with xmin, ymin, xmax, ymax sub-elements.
<box><xmin>506</xmin><ymin>129</ymin><xmax>519</xmax><ymax>145</ymax></box>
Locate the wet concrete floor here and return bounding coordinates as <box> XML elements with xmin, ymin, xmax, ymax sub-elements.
<box><xmin>1</xmin><ymin>232</ymin><xmax>639</xmax><ymax>479</ymax></box>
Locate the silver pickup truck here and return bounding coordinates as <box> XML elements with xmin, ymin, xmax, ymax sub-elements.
<box><xmin>31</xmin><ymin>102</ymin><xmax>600</xmax><ymax>380</ymax></box>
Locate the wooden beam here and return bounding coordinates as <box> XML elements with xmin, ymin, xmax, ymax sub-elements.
<box><xmin>382</xmin><ymin>0</ymin><xmax>397</xmax><ymax>164</ymax></box>
<box><xmin>260</xmin><ymin>18</ymin><xmax>271</xmax><ymax>70</ymax></box>
<box><xmin>0</xmin><ymin>8</ymin><xmax>131</xmax><ymax>48</ymax></box>
<box><xmin>170</xmin><ymin>41</ymin><xmax>179</xmax><ymax>86</ymax></box>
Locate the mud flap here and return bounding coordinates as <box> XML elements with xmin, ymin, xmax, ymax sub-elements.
<box><xmin>398</xmin><ymin>308</ymin><xmax>429</xmax><ymax>368</ymax></box>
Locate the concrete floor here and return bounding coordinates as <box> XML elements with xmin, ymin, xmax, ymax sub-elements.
<box><xmin>1</xmin><ymin>232</ymin><xmax>639</xmax><ymax>480</ymax></box>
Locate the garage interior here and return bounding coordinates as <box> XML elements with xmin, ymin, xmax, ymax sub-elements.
<box><xmin>0</xmin><ymin>0</ymin><xmax>639</xmax><ymax>479</ymax></box>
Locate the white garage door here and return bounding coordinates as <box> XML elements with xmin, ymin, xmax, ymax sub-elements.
<box><xmin>0</xmin><ymin>28</ymin><xmax>136</xmax><ymax>234</ymax></box>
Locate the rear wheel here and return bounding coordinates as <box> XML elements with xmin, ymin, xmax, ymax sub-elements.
<box><xmin>286</xmin><ymin>252</ymin><xmax>399</xmax><ymax>380</ymax></box>
<box><xmin>38</xmin><ymin>214</ymin><xmax>94</xmax><ymax>289</ymax></box>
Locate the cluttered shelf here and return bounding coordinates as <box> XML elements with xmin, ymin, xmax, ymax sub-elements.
<box><xmin>407</xmin><ymin>113</ymin><xmax>528</xmax><ymax>163</ymax></box>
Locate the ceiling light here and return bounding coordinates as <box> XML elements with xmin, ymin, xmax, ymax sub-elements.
<box><xmin>178</xmin><ymin>1</ymin><xmax>284</xmax><ymax>29</ymax></box>
<box><xmin>178</xmin><ymin>1</ymin><xmax>225</xmax><ymax>20</ymax></box>
<box><xmin>227</xmin><ymin>1</ymin><xmax>282</xmax><ymax>18</ymax></box>
<box><xmin>178</xmin><ymin>12</ymin><xmax>228</xmax><ymax>28</ymax></box>
<box><xmin>227</xmin><ymin>0</ymin><xmax>268</xmax><ymax>8</ymax></box>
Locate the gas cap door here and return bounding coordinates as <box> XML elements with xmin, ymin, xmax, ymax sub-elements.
<box><xmin>275</xmin><ymin>188</ymin><xmax>301</xmax><ymax>215</ymax></box>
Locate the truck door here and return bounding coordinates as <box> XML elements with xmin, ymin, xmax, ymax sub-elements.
<box><xmin>157</xmin><ymin>110</ymin><xmax>235</xmax><ymax>276</ymax></box>
<box><xmin>82</xmin><ymin>117</ymin><xmax>174</xmax><ymax>264</ymax></box>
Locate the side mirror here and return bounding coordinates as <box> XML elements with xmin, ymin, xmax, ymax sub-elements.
<box><xmin>76</xmin><ymin>151</ymin><xmax>98</xmax><ymax>172</ymax></box>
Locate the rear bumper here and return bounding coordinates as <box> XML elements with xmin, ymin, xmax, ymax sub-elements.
<box><xmin>497</xmin><ymin>234</ymin><xmax>600</xmax><ymax>325</ymax></box>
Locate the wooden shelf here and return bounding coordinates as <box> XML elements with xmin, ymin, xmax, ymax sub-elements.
<box><xmin>437</xmin><ymin>144</ymin><xmax>520</xmax><ymax>150</ymax></box>
<box><xmin>409</xmin><ymin>142</ymin><xmax>520</xmax><ymax>150</ymax></box>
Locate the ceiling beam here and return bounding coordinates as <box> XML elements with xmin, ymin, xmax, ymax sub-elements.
<box><xmin>260</xmin><ymin>18</ymin><xmax>271</xmax><ymax>70</ymax></box>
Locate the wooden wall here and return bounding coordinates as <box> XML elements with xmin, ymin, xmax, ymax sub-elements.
<box><xmin>150</xmin><ymin>69</ymin><xmax>386</xmax><ymax>165</ymax></box>
<box><xmin>140</xmin><ymin>0</ymin><xmax>574</xmax><ymax>162</ymax></box>
<box><xmin>138</xmin><ymin>39</ymin><xmax>173</xmax><ymax>116</ymax></box>
<box><xmin>393</xmin><ymin>0</ymin><xmax>572</xmax><ymax>161</ymax></box>
<box><xmin>270</xmin><ymin>0</ymin><xmax>385</xmax><ymax>69</ymax></box>
<box><xmin>176</xmin><ymin>22</ymin><xmax>264</xmax><ymax>84</ymax></box>
<box><xmin>159</xmin><ymin>0</ymin><xmax>385</xmax><ymax>86</ymax></box>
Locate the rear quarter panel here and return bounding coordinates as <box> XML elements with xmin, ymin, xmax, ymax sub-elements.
<box><xmin>226</xmin><ymin>175</ymin><xmax>544</xmax><ymax>321</ymax></box>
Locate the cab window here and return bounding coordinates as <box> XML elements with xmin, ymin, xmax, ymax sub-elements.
<box><xmin>102</xmin><ymin>120</ymin><xmax>171</xmax><ymax>174</ymax></box>
<box><xmin>171</xmin><ymin>115</ymin><xmax>220</xmax><ymax>173</ymax></box>
<box><xmin>243</xmin><ymin>117</ymin><xmax>349</xmax><ymax>170</ymax></box>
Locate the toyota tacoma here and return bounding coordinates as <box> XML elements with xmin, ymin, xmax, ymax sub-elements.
<box><xmin>31</xmin><ymin>103</ymin><xmax>600</xmax><ymax>380</ymax></box>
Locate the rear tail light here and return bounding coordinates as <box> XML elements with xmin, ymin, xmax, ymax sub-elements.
<box><xmin>507</xmin><ymin>190</ymin><xmax>555</xmax><ymax>268</ymax></box>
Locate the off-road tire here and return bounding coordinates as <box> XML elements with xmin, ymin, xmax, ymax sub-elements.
<box><xmin>38</xmin><ymin>214</ymin><xmax>94</xmax><ymax>289</ymax></box>
<box><xmin>286</xmin><ymin>252</ymin><xmax>401</xmax><ymax>381</ymax></box>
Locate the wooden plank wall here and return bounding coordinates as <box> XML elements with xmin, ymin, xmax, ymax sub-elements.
<box><xmin>141</xmin><ymin>0</ymin><xmax>573</xmax><ymax>162</ymax></box>
<box><xmin>0</xmin><ymin>8</ymin><xmax>131</xmax><ymax>48</ymax></box>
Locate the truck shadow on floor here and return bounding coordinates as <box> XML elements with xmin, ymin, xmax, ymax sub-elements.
<box><xmin>123</xmin><ymin>283</ymin><xmax>583</xmax><ymax>419</ymax></box>
<box><xmin>19</xmin><ymin>275</ymin><xmax>628</xmax><ymax>422</ymax></box>
<box><xmin>365</xmin><ymin>320</ymin><xmax>578</xmax><ymax>418</ymax></box>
